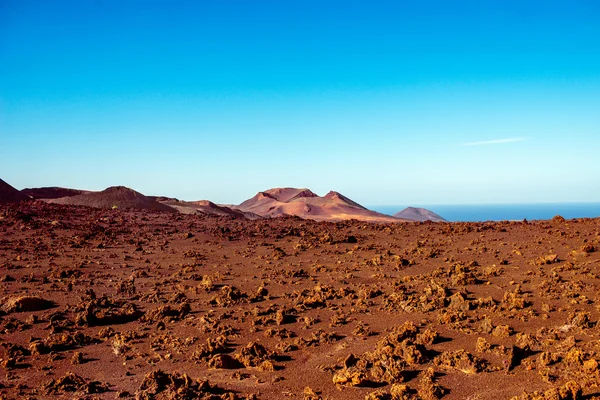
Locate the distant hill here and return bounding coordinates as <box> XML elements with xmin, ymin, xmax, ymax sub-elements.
<box><xmin>0</xmin><ymin>178</ymin><xmax>29</xmax><ymax>203</ymax></box>
<box><xmin>393</xmin><ymin>207</ymin><xmax>446</xmax><ymax>222</ymax></box>
<box><xmin>21</xmin><ymin>187</ymin><xmax>86</xmax><ymax>200</ymax></box>
<box><xmin>47</xmin><ymin>186</ymin><xmax>176</xmax><ymax>212</ymax></box>
<box><xmin>235</xmin><ymin>188</ymin><xmax>407</xmax><ymax>222</ymax></box>
<box><xmin>156</xmin><ymin>199</ymin><xmax>261</xmax><ymax>219</ymax></box>
<box><xmin>8</xmin><ymin>181</ymin><xmax>449</xmax><ymax>223</ymax></box>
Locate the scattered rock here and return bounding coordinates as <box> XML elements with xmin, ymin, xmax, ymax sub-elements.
<box><xmin>209</xmin><ymin>286</ymin><xmax>248</xmax><ymax>307</ymax></box>
<box><xmin>142</xmin><ymin>303</ymin><xmax>190</xmax><ymax>324</ymax></box>
<box><xmin>332</xmin><ymin>368</ymin><xmax>368</xmax><ymax>387</ymax></box>
<box><xmin>235</xmin><ymin>342</ymin><xmax>276</xmax><ymax>368</ymax></box>
<box><xmin>536</xmin><ymin>254</ymin><xmax>560</xmax><ymax>265</ymax></box>
<box><xmin>136</xmin><ymin>369</ymin><xmax>234</xmax><ymax>399</ymax></box>
<box><xmin>304</xmin><ymin>386</ymin><xmax>322</xmax><ymax>400</ymax></box>
<box><xmin>514</xmin><ymin>380</ymin><xmax>582</xmax><ymax>400</ymax></box>
<box><xmin>70</xmin><ymin>351</ymin><xmax>84</xmax><ymax>364</ymax></box>
<box><xmin>418</xmin><ymin>368</ymin><xmax>446</xmax><ymax>399</ymax></box>
<box><xmin>30</xmin><ymin>332</ymin><xmax>99</xmax><ymax>354</ymax></box>
<box><xmin>208</xmin><ymin>354</ymin><xmax>243</xmax><ymax>369</ymax></box>
<box><xmin>434</xmin><ymin>350</ymin><xmax>488</xmax><ymax>374</ymax></box>
<box><xmin>580</xmin><ymin>243</ymin><xmax>595</xmax><ymax>253</ymax></box>
<box><xmin>75</xmin><ymin>296</ymin><xmax>144</xmax><ymax>326</ymax></box>
<box><xmin>44</xmin><ymin>372</ymin><xmax>109</xmax><ymax>394</ymax></box>
<box><xmin>1</xmin><ymin>296</ymin><xmax>54</xmax><ymax>313</ymax></box>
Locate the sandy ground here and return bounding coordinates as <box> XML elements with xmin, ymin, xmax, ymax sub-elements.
<box><xmin>1</xmin><ymin>201</ymin><xmax>599</xmax><ymax>399</ymax></box>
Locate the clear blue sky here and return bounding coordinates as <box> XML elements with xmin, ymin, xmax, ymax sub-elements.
<box><xmin>1</xmin><ymin>0</ymin><xmax>599</xmax><ymax>205</ymax></box>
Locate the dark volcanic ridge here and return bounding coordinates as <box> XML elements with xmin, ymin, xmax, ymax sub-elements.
<box><xmin>47</xmin><ymin>186</ymin><xmax>176</xmax><ymax>212</ymax></box>
<box><xmin>21</xmin><ymin>186</ymin><xmax>86</xmax><ymax>200</ymax></box>
<box><xmin>0</xmin><ymin>178</ymin><xmax>29</xmax><ymax>203</ymax></box>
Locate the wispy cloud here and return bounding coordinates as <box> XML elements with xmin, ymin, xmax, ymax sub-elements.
<box><xmin>462</xmin><ymin>137</ymin><xmax>528</xmax><ymax>147</ymax></box>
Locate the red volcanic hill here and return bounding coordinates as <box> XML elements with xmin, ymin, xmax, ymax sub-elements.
<box><xmin>21</xmin><ymin>187</ymin><xmax>86</xmax><ymax>200</ymax></box>
<box><xmin>0</xmin><ymin>178</ymin><xmax>29</xmax><ymax>203</ymax></box>
<box><xmin>393</xmin><ymin>207</ymin><xmax>447</xmax><ymax>222</ymax></box>
<box><xmin>235</xmin><ymin>187</ymin><xmax>407</xmax><ymax>222</ymax></box>
<box><xmin>47</xmin><ymin>186</ymin><xmax>176</xmax><ymax>212</ymax></box>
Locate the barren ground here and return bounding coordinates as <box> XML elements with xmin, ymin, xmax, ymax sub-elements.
<box><xmin>1</xmin><ymin>202</ymin><xmax>599</xmax><ymax>399</ymax></box>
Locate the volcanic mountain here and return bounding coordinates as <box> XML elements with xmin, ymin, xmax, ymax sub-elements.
<box><xmin>15</xmin><ymin>183</ymin><xmax>444</xmax><ymax>222</ymax></box>
<box><xmin>234</xmin><ymin>188</ymin><xmax>407</xmax><ymax>222</ymax></box>
<box><xmin>47</xmin><ymin>186</ymin><xmax>176</xmax><ymax>212</ymax></box>
<box><xmin>393</xmin><ymin>207</ymin><xmax>447</xmax><ymax>222</ymax></box>
<box><xmin>0</xmin><ymin>178</ymin><xmax>30</xmax><ymax>203</ymax></box>
<box><xmin>21</xmin><ymin>187</ymin><xmax>86</xmax><ymax>200</ymax></box>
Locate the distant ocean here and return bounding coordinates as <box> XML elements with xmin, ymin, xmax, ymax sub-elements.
<box><xmin>370</xmin><ymin>203</ymin><xmax>600</xmax><ymax>222</ymax></box>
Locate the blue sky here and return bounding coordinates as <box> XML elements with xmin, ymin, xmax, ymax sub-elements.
<box><xmin>1</xmin><ymin>0</ymin><xmax>599</xmax><ymax>205</ymax></box>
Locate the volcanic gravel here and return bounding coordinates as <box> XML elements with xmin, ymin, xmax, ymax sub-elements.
<box><xmin>0</xmin><ymin>202</ymin><xmax>599</xmax><ymax>399</ymax></box>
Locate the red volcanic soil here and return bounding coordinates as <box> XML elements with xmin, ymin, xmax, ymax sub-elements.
<box><xmin>0</xmin><ymin>178</ymin><xmax>29</xmax><ymax>203</ymax></box>
<box><xmin>46</xmin><ymin>186</ymin><xmax>176</xmax><ymax>212</ymax></box>
<box><xmin>1</xmin><ymin>202</ymin><xmax>599</xmax><ymax>399</ymax></box>
<box><xmin>236</xmin><ymin>188</ymin><xmax>405</xmax><ymax>223</ymax></box>
<box><xmin>21</xmin><ymin>187</ymin><xmax>86</xmax><ymax>200</ymax></box>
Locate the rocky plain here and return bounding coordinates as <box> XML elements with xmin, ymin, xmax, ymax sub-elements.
<box><xmin>1</xmin><ymin>181</ymin><xmax>600</xmax><ymax>399</ymax></box>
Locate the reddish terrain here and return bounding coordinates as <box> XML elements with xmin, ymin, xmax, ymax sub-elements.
<box><xmin>1</xmin><ymin>201</ymin><xmax>599</xmax><ymax>399</ymax></box>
